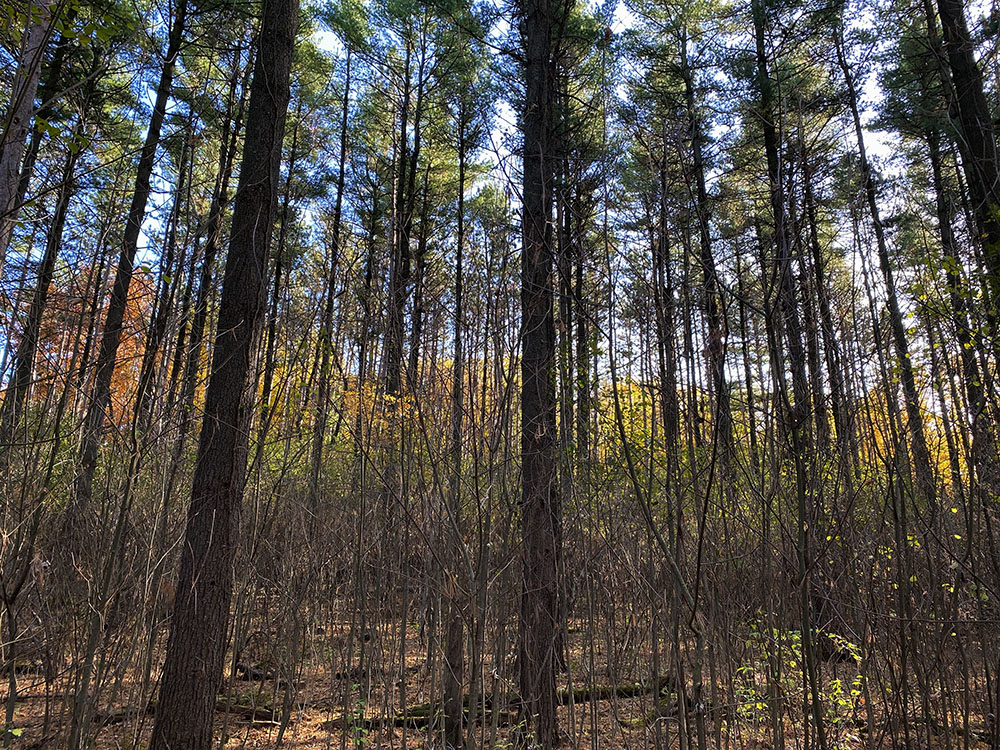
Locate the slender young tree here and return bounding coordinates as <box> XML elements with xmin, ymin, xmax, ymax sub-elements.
<box><xmin>752</xmin><ymin>1</ymin><xmax>828</xmax><ymax>747</ymax></box>
<box><xmin>680</xmin><ymin>29</ymin><xmax>731</xmax><ymax>463</ymax></box>
<box><xmin>443</xmin><ymin>57</ymin><xmax>470</xmax><ymax>750</ymax></box>
<box><xmin>0</xmin><ymin>55</ymin><xmax>99</xmax><ymax>454</ymax></box>
<box><xmin>835</xmin><ymin>24</ymin><xmax>935</xmax><ymax>507</ymax></box>
<box><xmin>68</xmin><ymin>0</ymin><xmax>189</xmax><ymax>526</ymax></box>
<box><xmin>309</xmin><ymin>47</ymin><xmax>351</xmax><ymax>512</ymax></box>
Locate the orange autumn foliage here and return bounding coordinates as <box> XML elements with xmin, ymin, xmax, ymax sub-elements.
<box><xmin>26</xmin><ymin>263</ymin><xmax>156</xmax><ymax>426</ymax></box>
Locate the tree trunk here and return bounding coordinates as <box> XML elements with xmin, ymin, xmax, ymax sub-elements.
<box><xmin>574</xmin><ymin>205</ymin><xmax>590</xmax><ymax>468</ymax></box>
<box><xmin>0</xmin><ymin>0</ymin><xmax>53</xmax><ymax>274</ymax></box>
<box><xmin>308</xmin><ymin>48</ymin><xmax>351</xmax><ymax>511</ymax></box>
<box><xmin>936</xmin><ymin>0</ymin><xmax>1000</xmax><ymax>306</ymax></box>
<box><xmin>753</xmin><ymin>4</ymin><xmax>828</xmax><ymax>749</ymax></box>
<box><xmin>258</xmin><ymin>94</ymin><xmax>303</xmax><ymax>437</ymax></box>
<box><xmin>385</xmin><ymin>39</ymin><xmax>415</xmax><ymax>398</ymax></box>
<box><xmin>444</xmin><ymin>97</ymin><xmax>468</xmax><ymax>750</ymax></box>
<box><xmin>681</xmin><ymin>33</ymin><xmax>731</xmax><ymax>463</ymax></box>
<box><xmin>134</xmin><ymin>126</ymin><xmax>192</xmax><ymax>433</ymax></box>
<box><xmin>835</xmin><ymin>28</ymin><xmax>936</xmax><ymax>508</ymax></box>
<box><xmin>14</xmin><ymin>4</ymin><xmax>78</xmax><ymax>227</ymax></box>
<box><xmin>171</xmin><ymin>45</ymin><xmax>251</xmax><ymax>463</ymax></box>
<box><xmin>0</xmin><ymin>88</ymin><xmax>90</xmax><ymax>455</ymax></box>
<box><xmin>407</xmin><ymin>166</ymin><xmax>431</xmax><ymax>387</ymax></box>
<box><xmin>519</xmin><ymin>0</ymin><xmax>562</xmax><ymax>741</ymax></box>
<box><xmin>803</xmin><ymin>163</ymin><xmax>852</xmax><ymax>469</ymax></box>
<box><xmin>68</xmin><ymin>0</ymin><xmax>188</xmax><ymax>527</ymax></box>
<box><xmin>927</xmin><ymin>128</ymin><xmax>1000</xmax><ymax>575</ymax></box>
<box><xmin>149</xmin><ymin>0</ymin><xmax>297</xmax><ymax>745</ymax></box>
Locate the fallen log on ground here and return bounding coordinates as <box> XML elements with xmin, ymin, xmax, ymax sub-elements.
<box><xmin>325</xmin><ymin>676</ymin><xmax>675</xmax><ymax>732</ymax></box>
<box><xmin>93</xmin><ymin>695</ymin><xmax>284</xmax><ymax>728</ymax></box>
<box><xmin>558</xmin><ymin>675</ymin><xmax>675</xmax><ymax>705</ymax></box>
<box><xmin>322</xmin><ymin>708</ymin><xmax>518</xmax><ymax>731</ymax></box>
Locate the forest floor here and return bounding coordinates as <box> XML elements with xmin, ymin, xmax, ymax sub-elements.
<box><xmin>6</xmin><ymin>620</ymin><xmax>993</xmax><ymax>749</ymax></box>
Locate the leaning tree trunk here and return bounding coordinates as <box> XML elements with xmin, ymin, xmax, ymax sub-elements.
<box><xmin>14</xmin><ymin>4</ymin><xmax>78</xmax><ymax>230</ymax></box>
<box><xmin>170</xmin><ymin>45</ymin><xmax>250</xmax><ymax>471</ymax></box>
<box><xmin>0</xmin><ymin>42</ymin><xmax>100</xmax><ymax>451</ymax></box>
<box><xmin>935</xmin><ymin>0</ymin><xmax>1000</xmax><ymax>612</ymax></box>
<box><xmin>0</xmin><ymin>109</ymin><xmax>87</xmax><ymax>455</ymax></box>
<box><xmin>927</xmin><ymin>129</ymin><xmax>1000</xmax><ymax>581</ymax></box>
<box><xmin>149</xmin><ymin>0</ymin><xmax>297</xmax><ymax>745</ymax></box>
<box><xmin>134</xmin><ymin>127</ymin><xmax>192</xmax><ymax>433</ymax></box>
<box><xmin>0</xmin><ymin>0</ymin><xmax>52</xmax><ymax>276</ymax></box>
<box><xmin>835</xmin><ymin>27</ymin><xmax>936</xmax><ymax>509</ymax></box>
<box><xmin>68</xmin><ymin>0</ymin><xmax>188</xmax><ymax>528</ymax></box>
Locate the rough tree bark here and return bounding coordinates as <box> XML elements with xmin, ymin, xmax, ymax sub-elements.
<box><xmin>519</xmin><ymin>0</ymin><xmax>563</xmax><ymax>741</ymax></box>
<box><xmin>149</xmin><ymin>0</ymin><xmax>297</xmax><ymax>745</ymax></box>
<box><xmin>936</xmin><ymin>0</ymin><xmax>1000</xmax><ymax>304</ymax></box>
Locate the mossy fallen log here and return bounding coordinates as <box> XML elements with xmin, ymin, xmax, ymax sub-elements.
<box><xmin>557</xmin><ymin>675</ymin><xmax>674</xmax><ymax>705</ymax></box>
<box><xmin>325</xmin><ymin>676</ymin><xmax>674</xmax><ymax>732</ymax></box>
<box><xmin>94</xmin><ymin>702</ymin><xmax>155</xmax><ymax>727</ymax></box>
<box><xmin>216</xmin><ymin>696</ymin><xmax>283</xmax><ymax>724</ymax></box>
<box><xmin>322</xmin><ymin>708</ymin><xmax>517</xmax><ymax>731</ymax></box>
<box><xmin>93</xmin><ymin>695</ymin><xmax>283</xmax><ymax>728</ymax></box>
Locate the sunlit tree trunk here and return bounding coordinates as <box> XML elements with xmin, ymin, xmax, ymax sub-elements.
<box><xmin>0</xmin><ymin>0</ymin><xmax>52</xmax><ymax>274</ymax></box>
